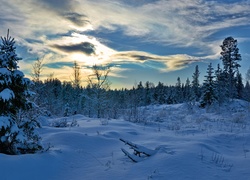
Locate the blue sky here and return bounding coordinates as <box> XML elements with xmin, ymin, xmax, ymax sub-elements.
<box><xmin>1</xmin><ymin>0</ymin><xmax>250</xmax><ymax>89</ymax></box>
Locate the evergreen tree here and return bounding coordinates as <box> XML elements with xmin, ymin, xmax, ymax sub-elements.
<box><xmin>200</xmin><ymin>63</ymin><xmax>217</xmax><ymax>107</ymax></box>
<box><xmin>215</xmin><ymin>64</ymin><xmax>227</xmax><ymax>105</ymax></box>
<box><xmin>235</xmin><ymin>72</ymin><xmax>244</xmax><ymax>99</ymax></box>
<box><xmin>244</xmin><ymin>81</ymin><xmax>250</xmax><ymax>102</ymax></box>
<box><xmin>191</xmin><ymin>65</ymin><xmax>200</xmax><ymax>101</ymax></box>
<box><xmin>154</xmin><ymin>82</ymin><xmax>165</xmax><ymax>104</ymax></box>
<box><xmin>144</xmin><ymin>81</ymin><xmax>152</xmax><ymax>105</ymax></box>
<box><xmin>0</xmin><ymin>30</ymin><xmax>42</xmax><ymax>154</ymax></box>
<box><xmin>246</xmin><ymin>67</ymin><xmax>250</xmax><ymax>83</ymax></box>
<box><xmin>184</xmin><ymin>78</ymin><xmax>191</xmax><ymax>102</ymax></box>
<box><xmin>220</xmin><ymin>37</ymin><xmax>241</xmax><ymax>98</ymax></box>
<box><xmin>175</xmin><ymin>77</ymin><xmax>183</xmax><ymax>103</ymax></box>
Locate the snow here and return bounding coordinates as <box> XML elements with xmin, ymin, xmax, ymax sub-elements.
<box><xmin>0</xmin><ymin>116</ymin><xmax>11</xmax><ymax>129</ymax></box>
<box><xmin>0</xmin><ymin>67</ymin><xmax>11</xmax><ymax>75</ymax></box>
<box><xmin>0</xmin><ymin>100</ymin><xmax>250</xmax><ymax>180</ymax></box>
<box><xmin>0</xmin><ymin>88</ymin><xmax>14</xmax><ymax>101</ymax></box>
<box><xmin>13</xmin><ymin>69</ymin><xmax>24</xmax><ymax>77</ymax></box>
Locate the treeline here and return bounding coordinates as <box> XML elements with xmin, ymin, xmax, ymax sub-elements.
<box><xmin>31</xmin><ymin>37</ymin><xmax>250</xmax><ymax>120</ymax></box>
<box><xmin>30</xmin><ymin>66</ymin><xmax>250</xmax><ymax>120</ymax></box>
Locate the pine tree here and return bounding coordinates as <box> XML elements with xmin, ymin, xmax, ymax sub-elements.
<box><xmin>184</xmin><ymin>78</ymin><xmax>191</xmax><ymax>102</ymax></box>
<box><xmin>215</xmin><ymin>64</ymin><xmax>227</xmax><ymax>105</ymax></box>
<box><xmin>244</xmin><ymin>81</ymin><xmax>250</xmax><ymax>102</ymax></box>
<box><xmin>200</xmin><ymin>63</ymin><xmax>217</xmax><ymax>107</ymax></box>
<box><xmin>220</xmin><ymin>37</ymin><xmax>241</xmax><ymax>99</ymax></box>
<box><xmin>144</xmin><ymin>81</ymin><xmax>152</xmax><ymax>105</ymax></box>
<box><xmin>191</xmin><ymin>65</ymin><xmax>200</xmax><ymax>101</ymax></box>
<box><xmin>0</xmin><ymin>30</ymin><xmax>42</xmax><ymax>154</ymax></box>
<box><xmin>235</xmin><ymin>72</ymin><xmax>244</xmax><ymax>99</ymax></box>
<box><xmin>175</xmin><ymin>77</ymin><xmax>183</xmax><ymax>103</ymax></box>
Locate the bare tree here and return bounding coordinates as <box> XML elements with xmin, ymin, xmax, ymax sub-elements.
<box><xmin>87</xmin><ymin>64</ymin><xmax>111</xmax><ymax>118</ymax></box>
<box><xmin>72</xmin><ymin>61</ymin><xmax>81</xmax><ymax>88</ymax></box>
<box><xmin>31</xmin><ymin>57</ymin><xmax>44</xmax><ymax>82</ymax></box>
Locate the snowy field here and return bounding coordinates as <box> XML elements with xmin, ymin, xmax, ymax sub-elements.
<box><xmin>1</xmin><ymin>100</ymin><xmax>250</xmax><ymax>180</ymax></box>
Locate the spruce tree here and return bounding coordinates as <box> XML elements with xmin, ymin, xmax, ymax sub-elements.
<box><xmin>0</xmin><ymin>30</ymin><xmax>42</xmax><ymax>154</ymax></box>
<box><xmin>191</xmin><ymin>65</ymin><xmax>200</xmax><ymax>102</ymax></box>
<box><xmin>235</xmin><ymin>72</ymin><xmax>244</xmax><ymax>99</ymax></box>
<box><xmin>200</xmin><ymin>63</ymin><xmax>217</xmax><ymax>107</ymax></box>
<box><xmin>184</xmin><ymin>78</ymin><xmax>191</xmax><ymax>102</ymax></box>
<box><xmin>175</xmin><ymin>77</ymin><xmax>183</xmax><ymax>103</ymax></box>
<box><xmin>244</xmin><ymin>81</ymin><xmax>250</xmax><ymax>102</ymax></box>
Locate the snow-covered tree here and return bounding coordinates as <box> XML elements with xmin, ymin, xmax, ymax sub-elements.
<box><xmin>200</xmin><ymin>63</ymin><xmax>217</xmax><ymax>107</ymax></box>
<box><xmin>184</xmin><ymin>78</ymin><xmax>191</xmax><ymax>102</ymax></box>
<box><xmin>144</xmin><ymin>81</ymin><xmax>153</xmax><ymax>105</ymax></box>
<box><xmin>191</xmin><ymin>65</ymin><xmax>201</xmax><ymax>101</ymax></box>
<box><xmin>0</xmin><ymin>30</ymin><xmax>42</xmax><ymax>154</ymax></box>
<box><xmin>220</xmin><ymin>37</ymin><xmax>241</xmax><ymax>99</ymax></box>
<box><xmin>215</xmin><ymin>64</ymin><xmax>227</xmax><ymax>105</ymax></box>
<box><xmin>235</xmin><ymin>72</ymin><xmax>244</xmax><ymax>99</ymax></box>
<box><xmin>175</xmin><ymin>77</ymin><xmax>183</xmax><ymax>103</ymax></box>
<box><xmin>244</xmin><ymin>81</ymin><xmax>250</xmax><ymax>102</ymax></box>
<box><xmin>246</xmin><ymin>67</ymin><xmax>250</xmax><ymax>83</ymax></box>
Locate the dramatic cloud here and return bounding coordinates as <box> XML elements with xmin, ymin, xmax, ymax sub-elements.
<box><xmin>1</xmin><ymin>0</ymin><xmax>250</xmax><ymax>86</ymax></box>
<box><xmin>51</xmin><ymin>42</ymin><xmax>96</xmax><ymax>55</ymax></box>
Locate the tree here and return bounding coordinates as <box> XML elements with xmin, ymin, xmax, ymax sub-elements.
<box><xmin>215</xmin><ymin>64</ymin><xmax>227</xmax><ymax>105</ymax></box>
<box><xmin>220</xmin><ymin>37</ymin><xmax>241</xmax><ymax>98</ymax></box>
<box><xmin>72</xmin><ymin>61</ymin><xmax>81</xmax><ymax>88</ymax></box>
<box><xmin>31</xmin><ymin>57</ymin><xmax>43</xmax><ymax>82</ymax></box>
<box><xmin>184</xmin><ymin>78</ymin><xmax>191</xmax><ymax>102</ymax></box>
<box><xmin>191</xmin><ymin>65</ymin><xmax>200</xmax><ymax>101</ymax></box>
<box><xmin>200</xmin><ymin>63</ymin><xmax>217</xmax><ymax>107</ymax></box>
<box><xmin>235</xmin><ymin>72</ymin><xmax>244</xmax><ymax>99</ymax></box>
<box><xmin>246</xmin><ymin>66</ymin><xmax>250</xmax><ymax>83</ymax></box>
<box><xmin>144</xmin><ymin>81</ymin><xmax>153</xmax><ymax>105</ymax></box>
<box><xmin>244</xmin><ymin>81</ymin><xmax>250</xmax><ymax>102</ymax></box>
<box><xmin>86</xmin><ymin>65</ymin><xmax>111</xmax><ymax>118</ymax></box>
<box><xmin>175</xmin><ymin>77</ymin><xmax>183</xmax><ymax>103</ymax></box>
<box><xmin>71</xmin><ymin>61</ymin><xmax>82</xmax><ymax>113</ymax></box>
<box><xmin>0</xmin><ymin>30</ymin><xmax>42</xmax><ymax>154</ymax></box>
<box><xmin>245</xmin><ymin>67</ymin><xmax>250</xmax><ymax>102</ymax></box>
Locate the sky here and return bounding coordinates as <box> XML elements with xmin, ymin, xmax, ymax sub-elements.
<box><xmin>1</xmin><ymin>0</ymin><xmax>250</xmax><ymax>89</ymax></box>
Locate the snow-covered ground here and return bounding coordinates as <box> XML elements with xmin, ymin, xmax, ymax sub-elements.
<box><xmin>1</xmin><ymin>100</ymin><xmax>250</xmax><ymax>180</ymax></box>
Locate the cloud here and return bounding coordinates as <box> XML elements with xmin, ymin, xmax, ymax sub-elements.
<box><xmin>50</xmin><ymin>42</ymin><xmax>96</xmax><ymax>55</ymax></box>
<box><xmin>1</xmin><ymin>0</ymin><xmax>250</xmax><ymax>84</ymax></box>
<box><xmin>63</xmin><ymin>12</ymin><xmax>90</xmax><ymax>27</ymax></box>
<box><xmin>111</xmin><ymin>51</ymin><xmax>206</xmax><ymax>72</ymax></box>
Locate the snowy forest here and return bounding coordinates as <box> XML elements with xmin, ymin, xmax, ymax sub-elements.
<box><xmin>1</xmin><ymin>31</ymin><xmax>250</xmax><ymax>179</ymax></box>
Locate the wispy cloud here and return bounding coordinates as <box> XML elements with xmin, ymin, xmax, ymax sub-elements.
<box><xmin>111</xmin><ymin>51</ymin><xmax>206</xmax><ymax>72</ymax></box>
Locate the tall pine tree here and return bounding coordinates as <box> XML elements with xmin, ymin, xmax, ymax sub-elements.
<box><xmin>220</xmin><ymin>37</ymin><xmax>241</xmax><ymax>99</ymax></box>
<box><xmin>0</xmin><ymin>30</ymin><xmax>42</xmax><ymax>154</ymax></box>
